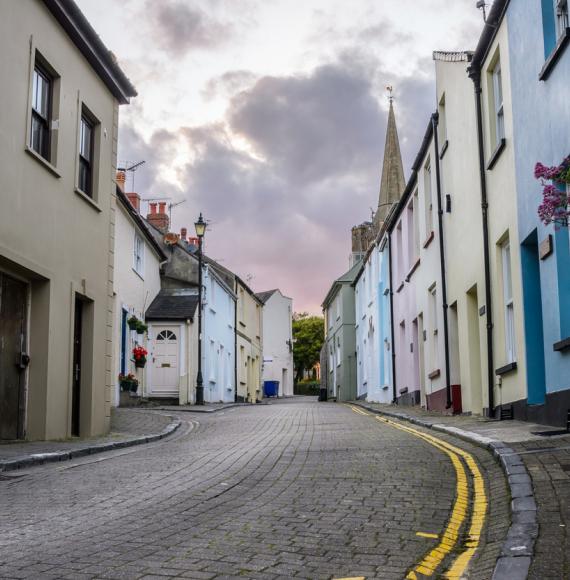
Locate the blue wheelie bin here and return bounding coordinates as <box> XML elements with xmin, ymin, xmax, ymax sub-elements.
<box><xmin>263</xmin><ymin>380</ymin><xmax>279</xmax><ymax>397</ymax></box>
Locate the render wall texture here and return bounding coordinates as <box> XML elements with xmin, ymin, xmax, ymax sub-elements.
<box><xmin>0</xmin><ymin>0</ymin><xmax>123</xmax><ymax>439</ymax></box>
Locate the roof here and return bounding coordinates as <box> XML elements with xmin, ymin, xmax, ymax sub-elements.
<box><xmin>41</xmin><ymin>0</ymin><xmax>137</xmax><ymax>103</ymax></box>
<box><xmin>469</xmin><ymin>0</ymin><xmax>510</xmax><ymax>75</ymax></box>
<box><xmin>145</xmin><ymin>290</ymin><xmax>199</xmax><ymax>321</ymax></box>
<box><xmin>322</xmin><ymin>259</ymin><xmax>362</xmax><ymax>309</ymax></box>
<box><xmin>116</xmin><ymin>187</ymin><xmax>168</xmax><ymax>261</ymax></box>
<box><xmin>255</xmin><ymin>289</ymin><xmax>278</xmax><ymax>304</ymax></box>
<box><xmin>433</xmin><ymin>51</ymin><xmax>473</xmax><ymax>62</ymax></box>
<box><xmin>235</xmin><ymin>275</ymin><xmax>264</xmax><ymax>306</ymax></box>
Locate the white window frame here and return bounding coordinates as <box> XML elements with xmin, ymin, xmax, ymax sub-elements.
<box><xmin>555</xmin><ymin>0</ymin><xmax>569</xmax><ymax>37</ymax></box>
<box><xmin>502</xmin><ymin>241</ymin><xmax>516</xmax><ymax>363</ymax></box>
<box><xmin>424</xmin><ymin>158</ymin><xmax>433</xmax><ymax>236</ymax></box>
<box><xmin>492</xmin><ymin>61</ymin><xmax>505</xmax><ymax>143</ymax></box>
<box><xmin>133</xmin><ymin>232</ymin><xmax>144</xmax><ymax>277</ymax></box>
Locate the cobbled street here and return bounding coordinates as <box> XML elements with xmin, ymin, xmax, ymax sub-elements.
<box><xmin>0</xmin><ymin>399</ymin><xmax>509</xmax><ymax>580</ymax></box>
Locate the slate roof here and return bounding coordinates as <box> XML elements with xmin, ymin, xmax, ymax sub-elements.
<box><xmin>255</xmin><ymin>289</ymin><xmax>278</xmax><ymax>304</ymax></box>
<box><xmin>321</xmin><ymin>259</ymin><xmax>362</xmax><ymax>309</ymax></box>
<box><xmin>145</xmin><ymin>290</ymin><xmax>199</xmax><ymax>321</ymax></box>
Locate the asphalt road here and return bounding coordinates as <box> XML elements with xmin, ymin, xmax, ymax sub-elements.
<box><xmin>0</xmin><ymin>398</ymin><xmax>509</xmax><ymax>579</ymax></box>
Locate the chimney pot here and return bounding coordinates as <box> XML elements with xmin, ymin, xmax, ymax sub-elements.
<box><xmin>158</xmin><ymin>202</ymin><xmax>167</xmax><ymax>214</ymax></box>
<box><xmin>180</xmin><ymin>227</ymin><xmax>187</xmax><ymax>241</ymax></box>
<box><xmin>116</xmin><ymin>171</ymin><xmax>126</xmax><ymax>191</ymax></box>
<box><xmin>126</xmin><ymin>192</ymin><xmax>141</xmax><ymax>213</ymax></box>
<box><xmin>150</xmin><ymin>203</ymin><xmax>157</xmax><ymax>214</ymax></box>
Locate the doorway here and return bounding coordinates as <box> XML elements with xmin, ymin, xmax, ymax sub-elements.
<box><xmin>150</xmin><ymin>326</ymin><xmax>180</xmax><ymax>397</ymax></box>
<box><xmin>0</xmin><ymin>273</ymin><xmax>28</xmax><ymax>440</ymax></box>
<box><xmin>281</xmin><ymin>367</ymin><xmax>287</xmax><ymax>397</ymax></box>
<box><xmin>467</xmin><ymin>286</ymin><xmax>483</xmax><ymax>414</ymax></box>
<box><xmin>71</xmin><ymin>298</ymin><xmax>83</xmax><ymax>437</ymax></box>
<box><xmin>521</xmin><ymin>230</ymin><xmax>546</xmax><ymax>405</ymax></box>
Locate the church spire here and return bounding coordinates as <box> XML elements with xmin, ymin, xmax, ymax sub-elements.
<box><xmin>373</xmin><ymin>90</ymin><xmax>406</xmax><ymax>232</ymax></box>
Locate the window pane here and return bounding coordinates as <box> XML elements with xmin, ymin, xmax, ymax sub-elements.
<box><xmin>80</xmin><ymin>117</ymin><xmax>92</xmax><ymax>160</ymax></box>
<box><xmin>33</xmin><ymin>68</ymin><xmax>50</xmax><ymax>118</ymax></box>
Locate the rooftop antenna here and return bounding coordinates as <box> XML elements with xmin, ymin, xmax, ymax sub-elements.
<box><xmin>386</xmin><ymin>85</ymin><xmax>394</xmax><ymax>104</ymax></box>
<box><xmin>476</xmin><ymin>0</ymin><xmax>488</xmax><ymax>22</ymax></box>
<box><xmin>118</xmin><ymin>160</ymin><xmax>146</xmax><ymax>192</ymax></box>
<box><xmin>169</xmin><ymin>199</ymin><xmax>186</xmax><ymax>223</ymax></box>
<box><xmin>246</xmin><ymin>273</ymin><xmax>254</xmax><ymax>285</ymax></box>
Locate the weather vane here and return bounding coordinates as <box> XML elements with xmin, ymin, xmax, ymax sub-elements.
<box><xmin>386</xmin><ymin>85</ymin><xmax>394</xmax><ymax>103</ymax></box>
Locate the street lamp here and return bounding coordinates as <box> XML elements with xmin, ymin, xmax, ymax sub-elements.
<box><xmin>194</xmin><ymin>213</ymin><xmax>206</xmax><ymax>405</ymax></box>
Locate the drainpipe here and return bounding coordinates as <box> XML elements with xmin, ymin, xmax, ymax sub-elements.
<box><xmin>431</xmin><ymin>112</ymin><xmax>453</xmax><ymax>410</ymax></box>
<box><xmin>469</xmin><ymin>68</ymin><xmax>495</xmax><ymax>416</ymax></box>
<box><xmin>388</xmin><ymin>234</ymin><xmax>397</xmax><ymax>404</ymax></box>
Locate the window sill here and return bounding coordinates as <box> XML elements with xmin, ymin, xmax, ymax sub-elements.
<box><xmin>132</xmin><ymin>268</ymin><xmax>144</xmax><ymax>281</ymax></box>
<box><xmin>239</xmin><ymin>321</ymin><xmax>246</xmax><ymax>328</ymax></box>
<box><xmin>539</xmin><ymin>27</ymin><xmax>570</xmax><ymax>81</ymax></box>
<box><xmin>495</xmin><ymin>361</ymin><xmax>517</xmax><ymax>376</ymax></box>
<box><xmin>423</xmin><ymin>231</ymin><xmax>435</xmax><ymax>249</ymax></box>
<box><xmin>399</xmin><ymin>387</ymin><xmax>408</xmax><ymax>395</ymax></box>
<box><xmin>486</xmin><ymin>138</ymin><xmax>506</xmax><ymax>170</ymax></box>
<box><xmin>396</xmin><ymin>281</ymin><xmax>405</xmax><ymax>294</ymax></box>
<box><xmin>382</xmin><ymin>385</ymin><xmax>389</xmax><ymax>391</ymax></box>
<box><xmin>553</xmin><ymin>336</ymin><xmax>570</xmax><ymax>352</ymax></box>
<box><xmin>439</xmin><ymin>140</ymin><xmax>449</xmax><ymax>160</ymax></box>
<box><xmin>405</xmin><ymin>257</ymin><xmax>421</xmax><ymax>282</ymax></box>
<box><xmin>25</xmin><ymin>146</ymin><xmax>61</xmax><ymax>178</ymax></box>
<box><xmin>428</xmin><ymin>369</ymin><xmax>441</xmax><ymax>380</ymax></box>
<box><xmin>75</xmin><ymin>188</ymin><xmax>102</xmax><ymax>213</ymax></box>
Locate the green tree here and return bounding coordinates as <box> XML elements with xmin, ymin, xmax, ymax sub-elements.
<box><xmin>292</xmin><ymin>312</ymin><xmax>324</xmax><ymax>382</ymax></box>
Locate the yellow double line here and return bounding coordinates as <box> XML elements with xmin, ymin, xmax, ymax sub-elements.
<box><xmin>347</xmin><ymin>406</ymin><xmax>487</xmax><ymax>579</ymax></box>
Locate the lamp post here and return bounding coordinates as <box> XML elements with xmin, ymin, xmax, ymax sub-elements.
<box><xmin>194</xmin><ymin>213</ymin><xmax>206</xmax><ymax>405</ymax></box>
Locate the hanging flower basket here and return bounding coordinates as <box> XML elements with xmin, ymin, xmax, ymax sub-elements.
<box><xmin>119</xmin><ymin>373</ymin><xmax>139</xmax><ymax>392</ymax></box>
<box><xmin>133</xmin><ymin>346</ymin><xmax>148</xmax><ymax>368</ymax></box>
<box><xmin>535</xmin><ymin>155</ymin><xmax>570</xmax><ymax>229</ymax></box>
<box><xmin>127</xmin><ymin>315</ymin><xmax>139</xmax><ymax>330</ymax></box>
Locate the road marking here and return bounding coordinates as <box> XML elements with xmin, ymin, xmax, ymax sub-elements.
<box><xmin>346</xmin><ymin>406</ymin><xmax>487</xmax><ymax>579</ymax></box>
<box><xmin>416</xmin><ymin>532</ymin><xmax>439</xmax><ymax>539</ymax></box>
<box><xmin>333</xmin><ymin>577</ymin><xmax>366</xmax><ymax>580</ymax></box>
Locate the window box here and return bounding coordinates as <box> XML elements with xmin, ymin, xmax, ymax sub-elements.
<box><xmin>539</xmin><ymin>27</ymin><xmax>570</xmax><ymax>81</ymax></box>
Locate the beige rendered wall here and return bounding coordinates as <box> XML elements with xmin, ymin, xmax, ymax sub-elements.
<box><xmin>0</xmin><ymin>1</ymin><xmax>122</xmax><ymax>438</ymax></box>
<box><xmin>236</xmin><ymin>281</ymin><xmax>263</xmax><ymax>402</ymax></box>
<box><xmin>436</xmin><ymin>58</ymin><xmax>488</xmax><ymax>414</ymax></box>
<box><xmin>480</xmin><ymin>22</ymin><xmax>527</xmax><ymax>409</ymax></box>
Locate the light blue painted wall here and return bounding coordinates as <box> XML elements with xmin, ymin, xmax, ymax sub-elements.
<box><xmin>507</xmin><ymin>0</ymin><xmax>570</xmax><ymax>396</ymax></box>
<box><xmin>202</xmin><ymin>266</ymin><xmax>236</xmax><ymax>403</ymax></box>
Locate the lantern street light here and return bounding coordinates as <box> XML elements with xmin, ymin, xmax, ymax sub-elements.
<box><xmin>194</xmin><ymin>213</ymin><xmax>206</xmax><ymax>405</ymax></box>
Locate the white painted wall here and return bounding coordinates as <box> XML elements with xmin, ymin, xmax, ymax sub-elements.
<box><xmin>112</xmin><ymin>202</ymin><xmax>162</xmax><ymax>406</ymax></box>
<box><xmin>261</xmin><ymin>290</ymin><xmax>294</xmax><ymax>397</ymax></box>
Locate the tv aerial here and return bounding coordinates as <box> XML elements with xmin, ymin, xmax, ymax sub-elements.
<box><xmin>118</xmin><ymin>160</ymin><xmax>145</xmax><ymax>191</ymax></box>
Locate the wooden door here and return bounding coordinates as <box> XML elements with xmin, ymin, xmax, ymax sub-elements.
<box><xmin>151</xmin><ymin>327</ymin><xmax>179</xmax><ymax>396</ymax></box>
<box><xmin>0</xmin><ymin>273</ymin><xmax>28</xmax><ymax>440</ymax></box>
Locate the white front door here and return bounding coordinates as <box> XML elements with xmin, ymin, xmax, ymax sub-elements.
<box><xmin>150</xmin><ymin>326</ymin><xmax>180</xmax><ymax>397</ymax></box>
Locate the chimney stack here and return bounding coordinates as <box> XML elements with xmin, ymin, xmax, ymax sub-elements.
<box><xmin>116</xmin><ymin>171</ymin><xmax>126</xmax><ymax>192</ymax></box>
<box><xmin>147</xmin><ymin>201</ymin><xmax>169</xmax><ymax>232</ymax></box>
<box><xmin>126</xmin><ymin>192</ymin><xmax>141</xmax><ymax>213</ymax></box>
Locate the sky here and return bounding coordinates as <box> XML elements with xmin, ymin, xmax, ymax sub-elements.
<box><xmin>76</xmin><ymin>0</ymin><xmax>484</xmax><ymax>314</ymax></box>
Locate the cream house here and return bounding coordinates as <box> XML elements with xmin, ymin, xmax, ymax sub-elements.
<box><xmin>256</xmin><ymin>289</ymin><xmax>294</xmax><ymax>397</ymax></box>
<box><xmin>236</xmin><ymin>277</ymin><xmax>263</xmax><ymax>402</ymax></box>
<box><xmin>0</xmin><ymin>0</ymin><xmax>135</xmax><ymax>440</ymax></box>
<box><xmin>112</xmin><ymin>178</ymin><xmax>166</xmax><ymax>406</ymax></box>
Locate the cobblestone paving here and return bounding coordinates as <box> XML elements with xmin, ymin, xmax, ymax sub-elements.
<box><xmin>0</xmin><ymin>409</ymin><xmax>174</xmax><ymax>460</ymax></box>
<box><xmin>0</xmin><ymin>399</ymin><xmax>508</xmax><ymax>579</ymax></box>
<box><xmin>512</xmin><ymin>436</ymin><xmax>570</xmax><ymax>579</ymax></box>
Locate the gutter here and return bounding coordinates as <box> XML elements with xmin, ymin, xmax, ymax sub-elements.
<box><xmin>432</xmin><ymin>112</ymin><xmax>453</xmax><ymax>410</ymax></box>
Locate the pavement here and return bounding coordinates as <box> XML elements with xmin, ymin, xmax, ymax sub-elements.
<box><xmin>352</xmin><ymin>400</ymin><xmax>570</xmax><ymax>580</ymax></box>
<box><xmin>0</xmin><ymin>408</ymin><xmax>181</xmax><ymax>471</ymax></box>
<box><xmin>0</xmin><ymin>397</ymin><xmax>511</xmax><ymax>579</ymax></box>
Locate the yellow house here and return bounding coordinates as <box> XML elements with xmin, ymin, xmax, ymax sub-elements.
<box><xmin>235</xmin><ymin>277</ymin><xmax>263</xmax><ymax>402</ymax></box>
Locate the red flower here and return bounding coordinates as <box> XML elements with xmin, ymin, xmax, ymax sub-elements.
<box><xmin>132</xmin><ymin>346</ymin><xmax>148</xmax><ymax>360</ymax></box>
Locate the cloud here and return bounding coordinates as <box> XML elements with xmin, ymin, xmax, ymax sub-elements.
<box><xmin>146</xmin><ymin>0</ymin><xmax>232</xmax><ymax>55</ymax></box>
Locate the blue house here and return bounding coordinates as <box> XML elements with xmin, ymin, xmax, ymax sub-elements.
<box><xmin>507</xmin><ymin>0</ymin><xmax>570</xmax><ymax>425</ymax></box>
